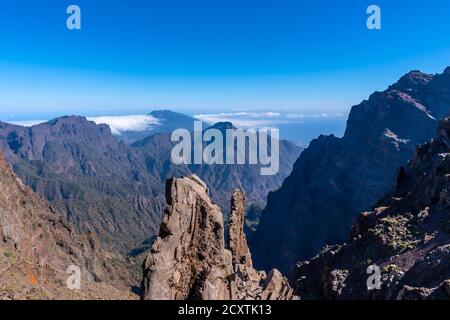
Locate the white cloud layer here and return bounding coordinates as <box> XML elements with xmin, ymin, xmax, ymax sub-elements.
<box><xmin>194</xmin><ymin>111</ymin><xmax>344</xmax><ymax>129</ymax></box>
<box><xmin>87</xmin><ymin>115</ymin><xmax>161</xmax><ymax>135</ymax></box>
<box><xmin>7</xmin><ymin>120</ymin><xmax>47</xmax><ymax>127</ymax></box>
<box><xmin>285</xmin><ymin>112</ymin><xmax>344</xmax><ymax>119</ymax></box>
<box><xmin>194</xmin><ymin>112</ymin><xmax>283</xmax><ymax>128</ymax></box>
<box><xmin>3</xmin><ymin>112</ymin><xmax>346</xmax><ymax>134</ymax></box>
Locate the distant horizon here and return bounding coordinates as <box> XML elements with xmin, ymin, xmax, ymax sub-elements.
<box><xmin>1</xmin><ymin>64</ymin><xmax>449</xmax><ymax>122</ymax></box>
<box><xmin>0</xmin><ymin>109</ymin><xmax>348</xmax><ymax>146</ymax></box>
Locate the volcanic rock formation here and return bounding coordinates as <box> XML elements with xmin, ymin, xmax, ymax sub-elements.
<box><xmin>141</xmin><ymin>175</ymin><xmax>296</xmax><ymax>300</ymax></box>
<box><xmin>228</xmin><ymin>190</ymin><xmax>253</xmax><ymax>268</ymax></box>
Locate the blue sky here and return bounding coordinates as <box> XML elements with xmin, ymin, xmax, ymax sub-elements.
<box><xmin>0</xmin><ymin>0</ymin><xmax>450</xmax><ymax>119</ymax></box>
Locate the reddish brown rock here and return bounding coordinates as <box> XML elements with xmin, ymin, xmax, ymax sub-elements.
<box><xmin>0</xmin><ymin>151</ymin><xmax>132</xmax><ymax>300</ymax></box>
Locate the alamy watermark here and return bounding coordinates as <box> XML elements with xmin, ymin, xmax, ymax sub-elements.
<box><xmin>170</xmin><ymin>121</ymin><xmax>280</xmax><ymax>176</ymax></box>
<box><xmin>66</xmin><ymin>5</ymin><xmax>81</xmax><ymax>30</ymax></box>
<box><xmin>367</xmin><ymin>5</ymin><xmax>382</xmax><ymax>30</ymax></box>
<box><xmin>66</xmin><ymin>265</ymin><xmax>81</xmax><ymax>290</ymax></box>
<box><xmin>66</xmin><ymin>5</ymin><xmax>381</xmax><ymax>31</ymax></box>
<box><xmin>366</xmin><ymin>264</ymin><xmax>382</xmax><ymax>290</ymax></box>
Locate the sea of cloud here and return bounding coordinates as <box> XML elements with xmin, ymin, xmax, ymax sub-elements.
<box><xmin>193</xmin><ymin>111</ymin><xmax>344</xmax><ymax>129</ymax></box>
<box><xmin>87</xmin><ymin>115</ymin><xmax>161</xmax><ymax>135</ymax></box>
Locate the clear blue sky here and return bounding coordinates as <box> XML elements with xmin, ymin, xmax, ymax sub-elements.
<box><xmin>0</xmin><ymin>0</ymin><xmax>449</xmax><ymax>119</ymax></box>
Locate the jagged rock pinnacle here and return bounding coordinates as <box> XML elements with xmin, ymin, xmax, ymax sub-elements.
<box><xmin>228</xmin><ymin>189</ymin><xmax>253</xmax><ymax>268</ymax></box>
<box><xmin>141</xmin><ymin>175</ymin><xmax>297</xmax><ymax>300</ymax></box>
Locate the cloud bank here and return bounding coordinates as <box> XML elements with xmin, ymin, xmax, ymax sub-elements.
<box><xmin>6</xmin><ymin>120</ymin><xmax>47</xmax><ymax>127</ymax></box>
<box><xmin>87</xmin><ymin>115</ymin><xmax>161</xmax><ymax>135</ymax></box>
<box><xmin>194</xmin><ymin>111</ymin><xmax>344</xmax><ymax>129</ymax></box>
<box><xmin>285</xmin><ymin>112</ymin><xmax>344</xmax><ymax>119</ymax></box>
<box><xmin>193</xmin><ymin>112</ymin><xmax>284</xmax><ymax>128</ymax></box>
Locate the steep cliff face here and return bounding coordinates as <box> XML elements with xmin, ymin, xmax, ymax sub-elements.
<box><xmin>291</xmin><ymin>118</ymin><xmax>450</xmax><ymax>300</ymax></box>
<box><xmin>141</xmin><ymin>176</ymin><xmax>296</xmax><ymax>300</ymax></box>
<box><xmin>0</xmin><ymin>151</ymin><xmax>131</xmax><ymax>300</ymax></box>
<box><xmin>252</xmin><ymin>68</ymin><xmax>450</xmax><ymax>273</ymax></box>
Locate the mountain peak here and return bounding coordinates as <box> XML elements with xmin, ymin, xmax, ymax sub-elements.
<box><xmin>149</xmin><ymin>109</ymin><xmax>173</xmax><ymax>116</ymax></box>
<box><xmin>208</xmin><ymin>122</ymin><xmax>237</xmax><ymax>132</ymax></box>
<box><xmin>39</xmin><ymin>115</ymin><xmax>113</xmax><ymax>136</ymax></box>
<box><xmin>149</xmin><ymin>110</ymin><xmax>193</xmax><ymax>121</ymax></box>
<box><xmin>44</xmin><ymin>115</ymin><xmax>91</xmax><ymax>126</ymax></box>
<box><xmin>393</xmin><ymin>70</ymin><xmax>433</xmax><ymax>89</ymax></box>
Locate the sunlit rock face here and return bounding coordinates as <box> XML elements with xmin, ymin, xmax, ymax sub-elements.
<box><xmin>141</xmin><ymin>175</ymin><xmax>296</xmax><ymax>300</ymax></box>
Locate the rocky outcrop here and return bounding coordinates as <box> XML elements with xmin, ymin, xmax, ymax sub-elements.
<box><xmin>141</xmin><ymin>175</ymin><xmax>231</xmax><ymax>300</ymax></box>
<box><xmin>291</xmin><ymin>118</ymin><xmax>450</xmax><ymax>300</ymax></box>
<box><xmin>141</xmin><ymin>175</ymin><xmax>296</xmax><ymax>300</ymax></box>
<box><xmin>0</xmin><ymin>151</ymin><xmax>132</xmax><ymax>300</ymax></box>
<box><xmin>252</xmin><ymin>68</ymin><xmax>450</xmax><ymax>273</ymax></box>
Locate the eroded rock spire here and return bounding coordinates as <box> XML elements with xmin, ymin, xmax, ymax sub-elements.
<box><xmin>141</xmin><ymin>175</ymin><xmax>296</xmax><ymax>300</ymax></box>
<box><xmin>228</xmin><ymin>190</ymin><xmax>252</xmax><ymax>268</ymax></box>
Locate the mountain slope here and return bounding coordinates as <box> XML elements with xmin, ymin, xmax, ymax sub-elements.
<box><xmin>0</xmin><ymin>151</ymin><xmax>132</xmax><ymax>300</ymax></box>
<box><xmin>0</xmin><ymin>116</ymin><xmax>165</xmax><ymax>252</ymax></box>
<box><xmin>252</xmin><ymin>68</ymin><xmax>450</xmax><ymax>273</ymax></box>
<box><xmin>291</xmin><ymin>118</ymin><xmax>450</xmax><ymax>300</ymax></box>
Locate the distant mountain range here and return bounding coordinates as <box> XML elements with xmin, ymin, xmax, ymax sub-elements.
<box><xmin>4</xmin><ymin>109</ymin><xmax>347</xmax><ymax>146</ymax></box>
<box><xmin>0</xmin><ymin>113</ymin><xmax>301</xmax><ymax>255</ymax></box>
<box><xmin>251</xmin><ymin>68</ymin><xmax>450</xmax><ymax>274</ymax></box>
